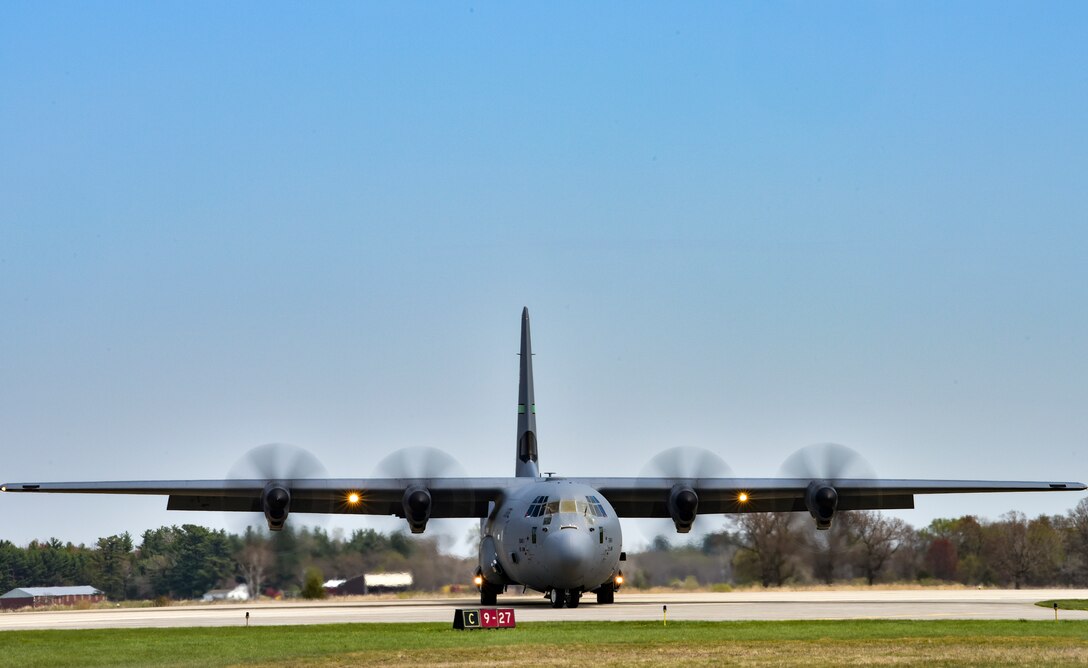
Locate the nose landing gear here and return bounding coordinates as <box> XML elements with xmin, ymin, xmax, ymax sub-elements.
<box><xmin>549</xmin><ymin>588</ymin><xmax>581</xmax><ymax>608</ymax></box>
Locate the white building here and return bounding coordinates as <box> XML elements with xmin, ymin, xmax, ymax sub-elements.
<box><xmin>201</xmin><ymin>583</ymin><xmax>250</xmax><ymax>602</ymax></box>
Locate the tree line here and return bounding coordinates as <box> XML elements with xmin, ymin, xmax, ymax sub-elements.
<box><xmin>628</xmin><ymin>498</ymin><xmax>1088</xmax><ymax>590</ymax></box>
<box><xmin>1</xmin><ymin>499</ymin><xmax>1086</xmax><ymax>601</ymax></box>
<box><xmin>0</xmin><ymin>525</ymin><xmax>470</xmax><ymax>601</ymax></box>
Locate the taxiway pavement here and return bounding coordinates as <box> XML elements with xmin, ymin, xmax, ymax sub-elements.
<box><xmin>2</xmin><ymin>589</ymin><xmax>1086</xmax><ymax>630</ymax></box>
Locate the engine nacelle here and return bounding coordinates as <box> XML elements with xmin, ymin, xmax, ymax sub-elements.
<box><xmin>262</xmin><ymin>483</ymin><xmax>291</xmax><ymax>532</ymax></box>
<box><xmin>667</xmin><ymin>484</ymin><xmax>699</xmax><ymax>533</ymax></box>
<box><xmin>805</xmin><ymin>482</ymin><xmax>838</xmax><ymax>530</ymax></box>
<box><xmin>402</xmin><ymin>485</ymin><xmax>432</xmax><ymax>534</ymax></box>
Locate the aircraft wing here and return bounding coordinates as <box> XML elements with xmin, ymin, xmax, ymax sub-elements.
<box><xmin>4</xmin><ymin>476</ymin><xmax>1083</xmax><ymax>526</ymax></box>
<box><xmin>0</xmin><ymin>478</ymin><xmax>522</xmax><ymax>519</ymax></box>
<box><xmin>575</xmin><ymin>477</ymin><xmax>1087</xmax><ymax>516</ymax></box>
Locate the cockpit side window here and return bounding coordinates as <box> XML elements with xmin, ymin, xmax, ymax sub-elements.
<box><xmin>586</xmin><ymin>495</ymin><xmax>607</xmax><ymax>517</ymax></box>
<box><xmin>525</xmin><ymin>495</ymin><xmax>549</xmax><ymax>517</ymax></box>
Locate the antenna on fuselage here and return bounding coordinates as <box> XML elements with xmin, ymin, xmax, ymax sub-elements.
<box><xmin>516</xmin><ymin>307</ymin><xmax>539</xmax><ymax>478</ymax></box>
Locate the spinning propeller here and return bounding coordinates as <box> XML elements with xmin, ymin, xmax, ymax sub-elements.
<box><xmin>779</xmin><ymin>443</ymin><xmax>877</xmax><ymax>530</ymax></box>
<box><xmin>372</xmin><ymin>446</ymin><xmax>470</xmax><ymax>534</ymax></box>
<box><xmin>227</xmin><ymin>443</ymin><xmax>327</xmax><ymax>533</ymax></box>
<box><xmin>779</xmin><ymin>442</ymin><xmax>876</xmax><ymax>481</ymax></box>
<box><xmin>373</xmin><ymin>446</ymin><xmax>468</xmax><ymax>480</ymax></box>
<box><xmin>639</xmin><ymin>446</ymin><xmax>733</xmax><ymax>543</ymax></box>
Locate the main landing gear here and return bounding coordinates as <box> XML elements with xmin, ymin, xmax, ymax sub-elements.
<box><xmin>595</xmin><ymin>581</ymin><xmax>615</xmax><ymax>604</ymax></box>
<box><xmin>479</xmin><ymin>578</ymin><xmax>502</xmax><ymax>606</ymax></box>
<box><xmin>549</xmin><ymin>588</ymin><xmax>581</xmax><ymax>608</ymax></box>
<box><xmin>548</xmin><ymin>581</ymin><xmax>616</xmax><ymax>607</ymax></box>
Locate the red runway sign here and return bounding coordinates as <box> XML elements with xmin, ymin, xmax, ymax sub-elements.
<box><xmin>452</xmin><ymin>608</ymin><xmax>516</xmax><ymax>630</ymax></box>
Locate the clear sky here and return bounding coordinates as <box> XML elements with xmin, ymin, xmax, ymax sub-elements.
<box><xmin>2</xmin><ymin>3</ymin><xmax>1086</xmax><ymax>554</ymax></box>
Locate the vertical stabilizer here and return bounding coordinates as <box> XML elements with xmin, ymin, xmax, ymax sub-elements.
<box><xmin>516</xmin><ymin>307</ymin><xmax>539</xmax><ymax>478</ymax></box>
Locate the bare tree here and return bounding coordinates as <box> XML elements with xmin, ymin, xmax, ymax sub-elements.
<box><xmin>1065</xmin><ymin>499</ymin><xmax>1088</xmax><ymax>585</ymax></box>
<box><xmin>733</xmin><ymin>512</ymin><xmax>798</xmax><ymax>587</ymax></box>
<box><xmin>802</xmin><ymin>518</ymin><xmax>853</xmax><ymax>584</ymax></box>
<box><xmin>950</xmin><ymin>515</ymin><xmax>987</xmax><ymax>584</ymax></box>
<box><xmin>987</xmin><ymin>512</ymin><xmax>1030</xmax><ymax>588</ymax></box>
<box><xmin>847</xmin><ymin>511</ymin><xmax>908</xmax><ymax>585</ymax></box>
<box><xmin>1025</xmin><ymin>515</ymin><xmax>1064</xmax><ymax>585</ymax></box>
<box><xmin>238</xmin><ymin>538</ymin><xmax>274</xmax><ymax>599</ymax></box>
<box><xmin>986</xmin><ymin>511</ymin><xmax>1061</xmax><ymax>589</ymax></box>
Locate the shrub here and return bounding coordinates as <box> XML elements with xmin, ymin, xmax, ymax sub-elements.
<box><xmin>301</xmin><ymin>567</ymin><xmax>326</xmax><ymax>600</ymax></box>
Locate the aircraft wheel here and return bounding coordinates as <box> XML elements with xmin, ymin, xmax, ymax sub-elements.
<box><xmin>567</xmin><ymin>591</ymin><xmax>581</xmax><ymax>608</ymax></box>
<box><xmin>596</xmin><ymin>582</ymin><xmax>615</xmax><ymax>604</ymax></box>
<box><xmin>480</xmin><ymin>580</ymin><xmax>499</xmax><ymax>606</ymax></box>
<box><xmin>550</xmin><ymin>588</ymin><xmax>565</xmax><ymax>608</ymax></box>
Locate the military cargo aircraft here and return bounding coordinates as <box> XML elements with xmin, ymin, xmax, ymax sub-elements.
<box><xmin>4</xmin><ymin>309</ymin><xmax>1085</xmax><ymax>608</ymax></box>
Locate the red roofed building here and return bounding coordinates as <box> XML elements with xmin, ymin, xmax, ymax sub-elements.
<box><xmin>1</xmin><ymin>586</ymin><xmax>105</xmax><ymax>609</ymax></box>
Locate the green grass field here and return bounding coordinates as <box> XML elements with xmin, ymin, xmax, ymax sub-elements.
<box><xmin>1038</xmin><ymin>599</ymin><xmax>1088</xmax><ymax>612</ymax></box>
<box><xmin>2</xmin><ymin>620</ymin><xmax>1087</xmax><ymax>667</ymax></box>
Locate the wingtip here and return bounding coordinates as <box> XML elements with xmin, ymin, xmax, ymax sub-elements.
<box><xmin>522</xmin><ymin>306</ymin><xmax>529</xmax><ymax>318</ymax></box>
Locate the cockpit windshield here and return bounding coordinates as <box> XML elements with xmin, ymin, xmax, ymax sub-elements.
<box><xmin>527</xmin><ymin>495</ymin><xmax>608</xmax><ymax>518</ymax></box>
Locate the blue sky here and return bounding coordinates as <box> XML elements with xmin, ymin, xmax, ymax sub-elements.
<box><xmin>1</xmin><ymin>3</ymin><xmax>1086</xmax><ymax>551</ymax></box>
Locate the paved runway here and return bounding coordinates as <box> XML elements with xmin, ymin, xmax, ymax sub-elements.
<box><xmin>2</xmin><ymin>589</ymin><xmax>1086</xmax><ymax>630</ymax></box>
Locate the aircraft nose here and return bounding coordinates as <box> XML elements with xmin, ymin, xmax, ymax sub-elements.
<box><xmin>545</xmin><ymin>528</ymin><xmax>594</xmax><ymax>588</ymax></box>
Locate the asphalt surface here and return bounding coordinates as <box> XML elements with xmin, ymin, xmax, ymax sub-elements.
<box><xmin>2</xmin><ymin>589</ymin><xmax>1087</xmax><ymax>630</ymax></box>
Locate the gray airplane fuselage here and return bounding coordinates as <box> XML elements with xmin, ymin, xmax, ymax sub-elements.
<box><xmin>480</xmin><ymin>479</ymin><xmax>622</xmax><ymax>593</ymax></box>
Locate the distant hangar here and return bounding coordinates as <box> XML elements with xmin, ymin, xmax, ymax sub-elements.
<box><xmin>1</xmin><ymin>586</ymin><xmax>104</xmax><ymax>610</ymax></box>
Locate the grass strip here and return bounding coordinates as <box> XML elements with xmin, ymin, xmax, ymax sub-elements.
<box><xmin>1037</xmin><ymin>599</ymin><xmax>1088</xmax><ymax>611</ymax></box>
<box><xmin>1</xmin><ymin>620</ymin><xmax>1086</xmax><ymax>667</ymax></box>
